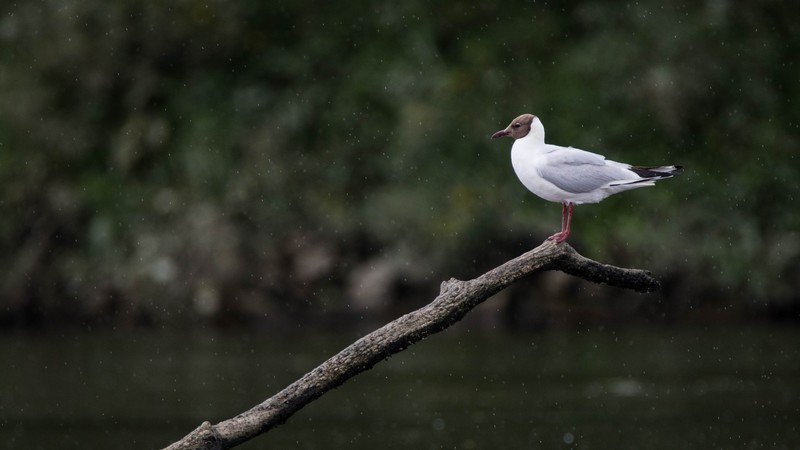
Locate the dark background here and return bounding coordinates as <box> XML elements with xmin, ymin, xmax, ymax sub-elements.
<box><xmin>2</xmin><ymin>0</ymin><xmax>798</xmax><ymax>330</ymax></box>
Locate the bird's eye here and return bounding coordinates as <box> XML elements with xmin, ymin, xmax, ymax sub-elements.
<box><xmin>512</xmin><ymin>123</ymin><xmax>520</xmax><ymax>129</ymax></box>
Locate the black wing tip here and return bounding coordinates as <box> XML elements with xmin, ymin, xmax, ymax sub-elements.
<box><xmin>632</xmin><ymin>165</ymin><xmax>684</xmax><ymax>178</ymax></box>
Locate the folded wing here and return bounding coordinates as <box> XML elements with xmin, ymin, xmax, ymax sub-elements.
<box><xmin>537</xmin><ymin>147</ymin><xmax>637</xmax><ymax>194</ymax></box>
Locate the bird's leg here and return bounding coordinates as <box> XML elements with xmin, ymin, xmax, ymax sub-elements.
<box><xmin>547</xmin><ymin>202</ymin><xmax>573</xmax><ymax>243</ymax></box>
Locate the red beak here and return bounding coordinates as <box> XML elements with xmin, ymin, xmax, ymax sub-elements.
<box><xmin>491</xmin><ymin>129</ymin><xmax>510</xmax><ymax>139</ymax></box>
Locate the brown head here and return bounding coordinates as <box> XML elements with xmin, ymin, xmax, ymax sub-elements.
<box><xmin>490</xmin><ymin>113</ymin><xmax>541</xmax><ymax>141</ymax></box>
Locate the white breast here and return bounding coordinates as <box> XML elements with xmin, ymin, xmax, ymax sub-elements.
<box><xmin>511</xmin><ymin>144</ymin><xmax>571</xmax><ymax>203</ymax></box>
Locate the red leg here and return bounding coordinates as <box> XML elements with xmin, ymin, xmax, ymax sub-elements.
<box><xmin>547</xmin><ymin>202</ymin><xmax>573</xmax><ymax>243</ymax></box>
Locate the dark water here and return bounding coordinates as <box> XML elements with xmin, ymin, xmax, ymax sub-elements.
<box><xmin>2</xmin><ymin>325</ymin><xmax>799</xmax><ymax>449</ymax></box>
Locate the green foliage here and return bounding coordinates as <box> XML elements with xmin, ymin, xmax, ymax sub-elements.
<box><xmin>1</xmin><ymin>0</ymin><xmax>798</xmax><ymax>325</ymax></box>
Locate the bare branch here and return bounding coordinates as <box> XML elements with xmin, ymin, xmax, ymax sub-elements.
<box><xmin>162</xmin><ymin>241</ymin><xmax>660</xmax><ymax>450</ymax></box>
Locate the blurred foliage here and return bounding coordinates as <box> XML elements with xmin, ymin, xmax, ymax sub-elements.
<box><xmin>0</xmin><ymin>0</ymin><xmax>798</xmax><ymax>328</ymax></box>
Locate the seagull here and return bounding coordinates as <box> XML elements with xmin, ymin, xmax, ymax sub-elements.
<box><xmin>491</xmin><ymin>113</ymin><xmax>682</xmax><ymax>243</ymax></box>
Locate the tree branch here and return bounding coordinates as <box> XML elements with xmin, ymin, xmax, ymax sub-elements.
<box><xmin>162</xmin><ymin>241</ymin><xmax>659</xmax><ymax>450</ymax></box>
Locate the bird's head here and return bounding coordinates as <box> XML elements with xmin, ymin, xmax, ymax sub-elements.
<box><xmin>491</xmin><ymin>114</ymin><xmax>544</xmax><ymax>142</ymax></box>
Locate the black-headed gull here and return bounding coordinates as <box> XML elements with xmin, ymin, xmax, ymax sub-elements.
<box><xmin>492</xmin><ymin>113</ymin><xmax>682</xmax><ymax>243</ymax></box>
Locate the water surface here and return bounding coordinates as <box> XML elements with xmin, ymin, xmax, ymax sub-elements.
<box><xmin>2</xmin><ymin>325</ymin><xmax>798</xmax><ymax>449</ymax></box>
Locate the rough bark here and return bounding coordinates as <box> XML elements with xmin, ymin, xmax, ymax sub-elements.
<box><xmin>163</xmin><ymin>240</ymin><xmax>660</xmax><ymax>450</ymax></box>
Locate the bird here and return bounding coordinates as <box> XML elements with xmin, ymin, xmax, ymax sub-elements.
<box><xmin>491</xmin><ymin>113</ymin><xmax>682</xmax><ymax>243</ymax></box>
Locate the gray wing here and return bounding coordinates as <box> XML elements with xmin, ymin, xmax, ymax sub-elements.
<box><xmin>538</xmin><ymin>147</ymin><xmax>632</xmax><ymax>194</ymax></box>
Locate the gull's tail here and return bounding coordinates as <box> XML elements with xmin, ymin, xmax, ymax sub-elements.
<box><xmin>607</xmin><ymin>165</ymin><xmax>683</xmax><ymax>188</ymax></box>
<box><xmin>630</xmin><ymin>165</ymin><xmax>683</xmax><ymax>179</ymax></box>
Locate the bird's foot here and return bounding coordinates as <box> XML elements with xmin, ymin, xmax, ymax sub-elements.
<box><xmin>546</xmin><ymin>231</ymin><xmax>570</xmax><ymax>243</ymax></box>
